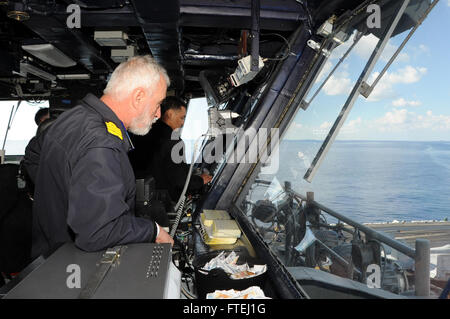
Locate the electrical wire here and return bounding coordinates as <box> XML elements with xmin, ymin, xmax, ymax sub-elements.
<box><xmin>181</xmin><ymin>285</ymin><xmax>196</xmax><ymax>299</ymax></box>
<box><xmin>260</xmin><ymin>33</ymin><xmax>292</xmax><ymax>61</ymax></box>
<box><xmin>170</xmin><ymin>134</ymin><xmax>207</xmax><ymax>238</ymax></box>
<box><xmin>170</xmin><ymin>196</ymin><xmax>186</xmax><ymax>238</ymax></box>
<box><xmin>26</xmin><ymin>99</ymin><xmax>46</xmax><ymax>105</ymax></box>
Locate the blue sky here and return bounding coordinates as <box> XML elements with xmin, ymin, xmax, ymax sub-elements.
<box><xmin>285</xmin><ymin>0</ymin><xmax>450</xmax><ymax>141</ymax></box>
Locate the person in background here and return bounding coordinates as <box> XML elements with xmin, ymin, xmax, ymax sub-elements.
<box><xmin>0</xmin><ymin>109</ymin><xmax>50</xmax><ymax>283</ymax></box>
<box><xmin>34</xmin><ymin>107</ymin><xmax>49</xmax><ymax>126</ymax></box>
<box><xmin>31</xmin><ymin>55</ymin><xmax>174</xmax><ymax>260</ymax></box>
<box><xmin>129</xmin><ymin>96</ymin><xmax>212</xmax><ymax>203</ymax></box>
<box><xmin>22</xmin><ymin>107</ymin><xmax>61</xmax><ymax>187</ymax></box>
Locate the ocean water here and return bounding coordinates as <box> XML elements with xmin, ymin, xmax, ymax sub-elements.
<box><xmin>8</xmin><ymin>138</ymin><xmax>449</xmax><ymax>224</ymax></box>
<box><xmin>268</xmin><ymin>140</ymin><xmax>450</xmax><ymax>224</ymax></box>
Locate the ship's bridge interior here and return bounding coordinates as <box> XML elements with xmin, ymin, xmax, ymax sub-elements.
<box><xmin>0</xmin><ymin>0</ymin><xmax>440</xmax><ymax>299</ymax></box>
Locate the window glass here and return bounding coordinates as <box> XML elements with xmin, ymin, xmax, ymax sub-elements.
<box><xmin>237</xmin><ymin>4</ymin><xmax>450</xmax><ymax>296</ymax></box>
<box><xmin>0</xmin><ymin>100</ymin><xmax>48</xmax><ymax>156</ymax></box>
<box><xmin>181</xmin><ymin>97</ymin><xmax>209</xmax><ymax>164</ymax></box>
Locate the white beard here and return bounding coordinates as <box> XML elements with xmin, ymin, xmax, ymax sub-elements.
<box><xmin>128</xmin><ymin>110</ymin><xmax>153</xmax><ymax>136</ymax></box>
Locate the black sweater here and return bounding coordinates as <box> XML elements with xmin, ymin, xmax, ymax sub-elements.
<box><xmin>129</xmin><ymin>119</ymin><xmax>203</xmax><ymax>202</ymax></box>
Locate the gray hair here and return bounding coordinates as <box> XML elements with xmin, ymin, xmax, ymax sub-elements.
<box><xmin>104</xmin><ymin>55</ymin><xmax>170</xmax><ymax>100</ymax></box>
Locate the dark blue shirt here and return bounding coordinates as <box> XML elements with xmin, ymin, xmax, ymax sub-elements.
<box><xmin>31</xmin><ymin>93</ymin><xmax>157</xmax><ymax>259</ymax></box>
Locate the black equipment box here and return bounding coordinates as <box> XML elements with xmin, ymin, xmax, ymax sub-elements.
<box><xmin>3</xmin><ymin>242</ymin><xmax>173</xmax><ymax>299</ymax></box>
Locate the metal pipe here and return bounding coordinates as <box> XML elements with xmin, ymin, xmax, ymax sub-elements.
<box><xmin>314</xmin><ymin>238</ymin><xmax>363</xmax><ymax>276</ymax></box>
<box><xmin>250</xmin><ymin>0</ymin><xmax>260</xmax><ymax>72</ymax></box>
<box><xmin>301</xmin><ymin>32</ymin><xmax>362</xmax><ymax>110</ymax></box>
<box><xmin>183</xmin><ymin>53</ymin><xmax>239</xmax><ymax>61</ymax></box>
<box><xmin>180</xmin><ymin>5</ymin><xmax>302</xmax><ymax>21</ymax></box>
<box><xmin>415</xmin><ymin>239</ymin><xmax>430</xmax><ymax>296</ymax></box>
<box><xmin>2</xmin><ymin>101</ymin><xmax>20</xmax><ymax>150</ymax></box>
<box><xmin>303</xmin><ymin>0</ymin><xmax>411</xmax><ymax>183</ymax></box>
<box><xmin>360</xmin><ymin>0</ymin><xmax>440</xmax><ymax>98</ymax></box>
<box><xmin>293</xmin><ymin>191</ymin><xmax>416</xmax><ymax>259</ymax></box>
<box><xmin>300</xmin><ymin>190</ymin><xmax>433</xmax><ymax>296</ymax></box>
<box><xmin>315</xmin><ymin>238</ymin><xmax>349</xmax><ymax>267</ymax></box>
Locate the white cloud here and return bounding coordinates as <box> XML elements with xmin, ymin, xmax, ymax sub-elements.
<box><xmin>353</xmin><ymin>34</ymin><xmax>378</xmax><ymax>60</ymax></box>
<box><xmin>418</xmin><ymin>44</ymin><xmax>430</xmax><ymax>54</ymax></box>
<box><xmin>308</xmin><ymin>117</ymin><xmax>363</xmax><ymax>139</ymax></box>
<box><xmin>320</xmin><ymin>121</ymin><xmax>332</xmax><ymax>129</ymax></box>
<box><xmin>383</xmin><ymin>65</ymin><xmax>427</xmax><ymax>84</ymax></box>
<box><xmin>324</xmin><ymin>33</ymin><xmax>422</xmax><ymax>101</ymax></box>
<box><xmin>373</xmin><ymin>109</ymin><xmax>450</xmax><ymax>132</ymax></box>
<box><xmin>314</xmin><ymin>60</ymin><xmax>353</xmax><ymax>96</ymax></box>
<box><xmin>339</xmin><ymin>117</ymin><xmax>362</xmax><ymax>136</ymax></box>
<box><xmin>315</xmin><ymin>61</ymin><xmax>333</xmax><ymax>83</ymax></box>
<box><xmin>354</xmin><ymin>34</ymin><xmax>409</xmax><ymax>63</ymax></box>
<box><xmin>284</xmin><ymin>121</ymin><xmax>307</xmax><ymax>140</ymax></box>
<box><xmin>380</xmin><ymin>40</ymin><xmax>410</xmax><ymax>63</ymax></box>
<box><xmin>376</xmin><ymin>108</ymin><xmax>411</xmax><ymax>126</ymax></box>
<box><xmin>366</xmin><ymin>65</ymin><xmax>427</xmax><ymax>101</ymax></box>
<box><xmin>418</xmin><ymin>111</ymin><xmax>450</xmax><ymax>130</ymax></box>
<box><xmin>323</xmin><ymin>75</ymin><xmax>353</xmax><ymax>96</ymax></box>
<box><xmin>322</xmin><ymin>64</ymin><xmax>354</xmax><ymax>96</ymax></box>
<box><xmin>330</xmin><ymin>33</ymin><xmax>409</xmax><ymax>63</ymax></box>
<box><xmin>345</xmin><ymin>117</ymin><xmax>362</xmax><ymax>129</ymax></box>
<box><xmin>392</xmin><ymin>98</ymin><xmax>422</xmax><ymax>107</ymax></box>
<box><xmin>307</xmin><ymin>121</ymin><xmax>333</xmax><ymax>139</ymax></box>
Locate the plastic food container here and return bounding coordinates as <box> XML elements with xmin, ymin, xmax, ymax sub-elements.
<box><xmin>193</xmin><ymin>250</ymin><xmax>268</xmax><ymax>299</ymax></box>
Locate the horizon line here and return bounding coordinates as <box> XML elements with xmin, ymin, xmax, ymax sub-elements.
<box><xmin>282</xmin><ymin>139</ymin><xmax>450</xmax><ymax>142</ymax></box>
<box><xmin>5</xmin><ymin>138</ymin><xmax>450</xmax><ymax>143</ymax></box>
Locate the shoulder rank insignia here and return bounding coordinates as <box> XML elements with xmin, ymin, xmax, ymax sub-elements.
<box><xmin>105</xmin><ymin>121</ymin><xmax>123</xmax><ymax>140</ymax></box>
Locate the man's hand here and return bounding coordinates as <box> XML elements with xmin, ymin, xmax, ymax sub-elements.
<box><xmin>155</xmin><ymin>226</ymin><xmax>174</xmax><ymax>246</ymax></box>
<box><xmin>200</xmin><ymin>173</ymin><xmax>213</xmax><ymax>184</ymax></box>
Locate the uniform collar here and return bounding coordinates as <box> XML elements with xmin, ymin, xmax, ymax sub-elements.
<box><xmin>152</xmin><ymin>119</ymin><xmax>183</xmax><ymax>141</ymax></box>
<box><xmin>156</xmin><ymin>119</ymin><xmax>174</xmax><ymax>137</ymax></box>
<box><xmin>81</xmin><ymin>93</ymin><xmax>133</xmax><ymax>152</ymax></box>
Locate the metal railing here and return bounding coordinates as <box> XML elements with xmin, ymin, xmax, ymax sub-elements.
<box><xmin>291</xmin><ymin>190</ymin><xmax>430</xmax><ymax>297</ymax></box>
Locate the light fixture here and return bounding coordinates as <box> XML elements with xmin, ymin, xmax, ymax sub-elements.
<box><xmin>20</xmin><ymin>62</ymin><xmax>56</xmax><ymax>82</ymax></box>
<box><xmin>7</xmin><ymin>10</ymin><xmax>29</xmax><ymax>21</ymax></box>
<box><xmin>7</xmin><ymin>2</ymin><xmax>30</xmax><ymax>21</ymax></box>
<box><xmin>22</xmin><ymin>43</ymin><xmax>76</xmax><ymax>68</ymax></box>
<box><xmin>94</xmin><ymin>31</ymin><xmax>128</xmax><ymax>47</ymax></box>
<box><xmin>229</xmin><ymin>55</ymin><xmax>264</xmax><ymax>87</ymax></box>
<box><xmin>57</xmin><ymin>74</ymin><xmax>91</xmax><ymax>80</ymax></box>
<box><xmin>110</xmin><ymin>45</ymin><xmax>136</xmax><ymax>63</ymax></box>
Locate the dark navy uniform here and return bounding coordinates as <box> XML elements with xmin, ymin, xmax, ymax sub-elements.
<box><xmin>129</xmin><ymin>119</ymin><xmax>204</xmax><ymax>202</ymax></box>
<box><xmin>31</xmin><ymin>93</ymin><xmax>157</xmax><ymax>259</ymax></box>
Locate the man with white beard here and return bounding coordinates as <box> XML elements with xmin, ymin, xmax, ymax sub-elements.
<box><xmin>31</xmin><ymin>56</ymin><xmax>173</xmax><ymax>259</ymax></box>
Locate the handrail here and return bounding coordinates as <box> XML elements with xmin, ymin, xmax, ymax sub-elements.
<box><xmin>289</xmin><ymin>190</ymin><xmax>430</xmax><ymax>296</ymax></box>
<box><xmin>293</xmin><ymin>191</ymin><xmax>416</xmax><ymax>258</ymax></box>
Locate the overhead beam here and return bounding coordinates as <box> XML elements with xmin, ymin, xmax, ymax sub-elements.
<box><xmin>131</xmin><ymin>0</ymin><xmax>184</xmax><ymax>93</ymax></box>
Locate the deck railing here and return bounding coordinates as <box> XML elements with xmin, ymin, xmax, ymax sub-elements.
<box><xmin>290</xmin><ymin>189</ymin><xmax>430</xmax><ymax>297</ymax></box>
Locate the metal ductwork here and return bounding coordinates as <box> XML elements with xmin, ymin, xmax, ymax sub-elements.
<box><xmin>131</xmin><ymin>0</ymin><xmax>184</xmax><ymax>93</ymax></box>
<box><xmin>14</xmin><ymin>2</ymin><xmax>115</xmax><ymax>74</ymax></box>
